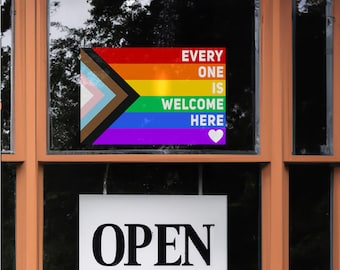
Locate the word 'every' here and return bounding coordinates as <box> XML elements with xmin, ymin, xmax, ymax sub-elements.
<box><xmin>181</xmin><ymin>49</ymin><xmax>224</xmax><ymax>63</ymax></box>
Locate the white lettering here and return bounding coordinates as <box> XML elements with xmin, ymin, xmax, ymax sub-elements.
<box><xmin>161</xmin><ymin>98</ymin><xmax>225</xmax><ymax>111</ymax></box>
<box><xmin>190</xmin><ymin>114</ymin><xmax>225</xmax><ymax>127</ymax></box>
<box><xmin>181</xmin><ymin>49</ymin><xmax>224</xmax><ymax>63</ymax></box>
<box><xmin>212</xmin><ymin>82</ymin><xmax>224</xmax><ymax>94</ymax></box>
<box><xmin>191</xmin><ymin>114</ymin><xmax>200</xmax><ymax>126</ymax></box>
<box><xmin>207</xmin><ymin>50</ymin><xmax>215</xmax><ymax>62</ymax></box>
<box><xmin>161</xmin><ymin>98</ymin><xmax>173</xmax><ymax>110</ymax></box>
<box><xmin>174</xmin><ymin>98</ymin><xmax>181</xmax><ymax>110</ymax></box>
<box><xmin>217</xmin><ymin>114</ymin><xmax>224</xmax><ymax>126</ymax></box>
<box><xmin>198</xmin><ymin>66</ymin><xmax>224</xmax><ymax>78</ymax></box>
<box><xmin>182</xmin><ymin>50</ymin><xmax>189</xmax><ymax>62</ymax></box>
<box><xmin>217</xmin><ymin>99</ymin><xmax>224</xmax><ymax>110</ymax></box>
<box><xmin>214</xmin><ymin>50</ymin><xmax>223</xmax><ymax>62</ymax></box>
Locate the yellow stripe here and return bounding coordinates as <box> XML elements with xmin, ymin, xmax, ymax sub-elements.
<box><xmin>126</xmin><ymin>80</ymin><xmax>226</xmax><ymax>96</ymax></box>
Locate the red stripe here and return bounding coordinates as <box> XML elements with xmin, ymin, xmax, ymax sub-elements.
<box><xmin>93</xmin><ymin>47</ymin><xmax>226</xmax><ymax>64</ymax></box>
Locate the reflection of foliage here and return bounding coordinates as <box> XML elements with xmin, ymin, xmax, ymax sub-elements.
<box><xmin>297</xmin><ymin>0</ymin><xmax>325</xmax><ymax>14</ymax></box>
<box><xmin>1</xmin><ymin>0</ymin><xmax>11</xmax><ymax>32</ymax></box>
<box><xmin>106</xmin><ymin>163</ymin><xmax>197</xmax><ymax>194</ymax></box>
<box><xmin>289</xmin><ymin>165</ymin><xmax>330</xmax><ymax>269</ymax></box>
<box><xmin>1</xmin><ymin>47</ymin><xmax>11</xmax><ymax>151</ymax></box>
<box><xmin>203</xmin><ymin>164</ymin><xmax>260</xmax><ymax>269</ymax></box>
<box><xmin>1</xmin><ymin>0</ymin><xmax>12</xmax><ymax>151</ymax></box>
<box><xmin>50</xmin><ymin>0</ymin><xmax>155</xmax><ymax>150</ymax></box>
<box><xmin>2</xmin><ymin>164</ymin><xmax>16</xmax><ymax>269</ymax></box>
<box><xmin>150</xmin><ymin>0</ymin><xmax>178</xmax><ymax>46</ymax></box>
<box><xmin>43</xmin><ymin>163</ymin><xmax>198</xmax><ymax>269</ymax></box>
<box><xmin>50</xmin><ymin>28</ymin><xmax>83</xmax><ymax>149</ymax></box>
<box><xmin>84</xmin><ymin>0</ymin><xmax>153</xmax><ymax>47</ymax></box>
<box><xmin>294</xmin><ymin>0</ymin><xmax>327</xmax><ymax>154</ymax></box>
<box><xmin>50</xmin><ymin>0</ymin><xmax>255</xmax><ymax>151</ymax></box>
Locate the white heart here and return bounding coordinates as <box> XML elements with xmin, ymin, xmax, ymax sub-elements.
<box><xmin>208</xmin><ymin>129</ymin><xmax>224</xmax><ymax>143</ymax></box>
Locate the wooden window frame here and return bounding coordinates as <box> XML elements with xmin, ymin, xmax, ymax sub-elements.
<box><xmin>2</xmin><ymin>0</ymin><xmax>340</xmax><ymax>269</ymax></box>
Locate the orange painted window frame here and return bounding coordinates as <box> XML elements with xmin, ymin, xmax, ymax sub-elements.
<box><xmin>2</xmin><ymin>0</ymin><xmax>340</xmax><ymax>270</ymax></box>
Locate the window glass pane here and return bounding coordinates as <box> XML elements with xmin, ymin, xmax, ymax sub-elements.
<box><xmin>289</xmin><ymin>165</ymin><xmax>330</xmax><ymax>269</ymax></box>
<box><xmin>44</xmin><ymin>164</ymin><xmax>260</xmax><ymax>269</ymax></box>
<box><xmin>203</xmin><ymin>164</ymin><xmax>260</xmax><ymax>270</ymax></box>
<box><xmin>1</xmin><ymin>0</ymin><xmax>13</xmax><ymax>152</ymax></box>
<box><xmin>293</xmin><ymin>0</ymin><xmax>332</xmax><ymax>155</ymax></box>
<box><xmin>2</xmin><ymin>163</ymin><xmax>16</xmax><ymax>269</ymax></box>
<box><xmin>43</xmin><ymin>163</ymin><xmax>198</xmax><ymax>268</ymax></box>
<box><xmin>48</xmin><ymin>0</ymin><xmax>258</xmax><ymax>153</ymax></box>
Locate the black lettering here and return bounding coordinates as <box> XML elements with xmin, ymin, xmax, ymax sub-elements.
<box><xmin>124</xmin><ymin>224</ymin><xmax>152</xmax><ymax>265</ymax></box>
<box><xmin>92</xmin><ymin>224</ymin><xmax>125</xmax><ymax>266</ymax></box>
<box><xmin>183</xmin><ymin>224</ymin><xmax>214</xmax><ymax>266</ymax></box>
<box><xmin>154</xmin><ymin>224</ymin><xmax>182</xmax><ymax>266</ymax></box>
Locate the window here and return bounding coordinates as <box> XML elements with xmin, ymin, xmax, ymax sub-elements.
<box><xmin>1</xmin><ymin>0</ymin><xmax>13</xmax><ymax>152</ymax></box>
<box><xmin>293</xmin><ymin>0</ymin><xmax>333</xmax><ymax>155</ymax></box>
<box><xmin>44</xmin><ymin>164</ymin><xmax>260</xmax><ymax>270</ymax></box>
<box><xmin>289</xmin><ymin>165</ymin><xmax>331</xmax><ymax>270</ymax></box>
<box><xmin>48</xmin><ymin>0</ymin><xmax>259</xmax><ymax>153</ymax></box>
<box><xmin>3</xmin><ymin>0</ymin><xmax>340</xmax><ymax>270</ymax></box>
<box><xmin>1</xmin><ymin>164</ymin><xmax>16</xmax><ymax>269</ymax></box>
<box><xmin>203</xmin><ymin>164</ymin><xmax>260</xmax><ymax>269</ymax></box>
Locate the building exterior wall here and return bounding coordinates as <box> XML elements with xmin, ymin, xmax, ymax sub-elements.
<box><xmin>1</xmin><ymin>0</ymin><xmax>340</xmax><ymax>269</ymax></box>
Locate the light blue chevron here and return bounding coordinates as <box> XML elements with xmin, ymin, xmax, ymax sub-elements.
<box><xmin>80</xmin><ymin>62</ymin><xmax>116</xmax><ymax>129</ymax></box>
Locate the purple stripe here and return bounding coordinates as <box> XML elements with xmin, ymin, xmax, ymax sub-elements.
<box><xmin>93</xmin><ymin>128</ymin><xmax>226</xmax><ymax>145</ymax></box>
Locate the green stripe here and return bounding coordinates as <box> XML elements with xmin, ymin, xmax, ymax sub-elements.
<box><xmin>127</xmin><ymin>96</ymin><xmax>226</xmax><ymax>112</ymax></box>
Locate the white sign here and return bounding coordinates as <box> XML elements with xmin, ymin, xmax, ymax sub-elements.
<box><xmin>79</xmin><ymin>195</ymin><xmax>227</xmax><ymax>270</ymax></box>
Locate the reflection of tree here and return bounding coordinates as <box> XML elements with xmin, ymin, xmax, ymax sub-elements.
<box><xmin>297</xmin><ymin>0</ymin><xmax>324</xmax><ymax>14</ymax></box>
<box><xmin>43</xmin><ymin>163</ymin><xmax>199</xmax><ymax>269</ymax></box>
<box><xmin>1</xmin><ymin>165</ymin><xmax>16</xmax><ymax>270</ymax></box>
<box><xmin>289</xmin><ymin>165</ymin><xmax>330</xmax><ymax>269</ymax></box>
<box><xmin>1</xmin><ymin>46</ymin><xmax>11</xmax><ymax>150</ymax></box>
<box><xmin>1</xmin><ymin>0</ymin><xmax>11</xmax><ymax>31</ymax></box>
<box><xmin>1</xmin><ymin>0</ymin><xmax>12</xmax><ymax>151</ymax></box>
<box><xmin>50</xmin><ymin>28</ymin><xmax>83</xmax><ymax>149</ymax></box>
<box><xmin>50</xmin><ymin>0</ymin><xmax>255</xmax><ymax>151</ymax></box>
<box><xmin>84</xmin><ymin>0</ymin><xmax>153</xmax><ymax>46</ymax></box>
<box><xmin>50</xmin><ymin>0</ymin><xmax>156</xmax><ymax>150</ymax></box>
<box><xmin>294</xmin><ymin>0</ymin><xmax>327</xmax><ymax>154</ymax></box>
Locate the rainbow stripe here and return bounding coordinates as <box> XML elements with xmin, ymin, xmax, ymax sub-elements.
<box><xmin>88</xmin><ymin>48</ymin><xmax>226</xmax><ymax>145</ymax></box>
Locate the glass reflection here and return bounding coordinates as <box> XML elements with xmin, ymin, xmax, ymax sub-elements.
<box><xmin>44</xmin><ymin>163</ymin><xmax>260</xmax><ymax>269</ymax></box>
<box><xmin>49</xmin><ymin>0</ymin><xmax>257</xmax><ymax>153</ymax></box>
<box><xmin>43</xmin><ymin>164</ymin><xmax>198</xmax><ymax>269</ymax></box>
<box><xmin>1</xmin><ymin>0</ymin><xmax>12</xmax><ymax>152</ymax></box>
<box><xmin>2</xmin><ymin>164</ymin><xmax>16</xmax><ymax>269</ymax></box>
<box><xmin>294</xmin><ymin>0</ymin><xmax>331</xmax><ymax>154</ymax></box>
<box><xmin>289</xmin><ymin>165</ymin><xmax>330</xmax><ymax>270</ymax></box>
<box><xmin>203</xmin><ymin>164</ymin><xmax>260</xmax><ymax>270</ymax></box>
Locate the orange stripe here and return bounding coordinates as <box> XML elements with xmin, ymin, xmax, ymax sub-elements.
<box><xmin>109</xmin><ymin>63</ymin><xmax>226</xmax><ymax>80</ymax></box>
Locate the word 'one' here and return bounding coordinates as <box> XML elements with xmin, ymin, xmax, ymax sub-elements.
<box><xmin>198</xmin><ymin>66</ymin><xmax>224</xmax><ymax>78</ymax></box>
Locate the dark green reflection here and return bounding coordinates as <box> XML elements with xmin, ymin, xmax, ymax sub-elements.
<box><xmin>203</xmin><ymin>164</ymin><xmax>260</xmax><ymax>270</ymax></box>
<box><xmin>43</xmin><ymin>163</ymin><xmax>197</xmax><ymax>269</ymax></box>
<box><xmin>44</xmin><ymin>163</ymin><xmax>260</xmax><ymax>269</ymax></box>
<box><xmin>294</xmin><ymin>0</ymin><xmax>328</xmax><ymax>154</ymax></box>
<box><xmin>49</xmin><ymin>0</ymin><xmax>256</xmax><ymax>152</ymax></box>
<box><xmin>1</xmin><ymin>0</ymin><xmax>13</xmax><ymax>152</ymax></box>
<box><xmin>289</xmin><ymin>165</ymin><xmax>330</xmax><ymax>270</ymax></box>
<box><xmin>2</xmin><ymin>163</ymin><xmax>16</xmax><ymax>270</ymax></box>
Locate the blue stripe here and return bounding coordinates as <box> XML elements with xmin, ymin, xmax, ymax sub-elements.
<box><xmin>109</xmin><ymin>112</ymin><xmax>226</xmax><ymax>128</ymax></box>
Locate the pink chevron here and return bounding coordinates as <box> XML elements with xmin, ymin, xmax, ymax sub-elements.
<box><xmin>80</xmin><ymin>73</ymin><xmax>105</xmax><ymax>118</ymax></box>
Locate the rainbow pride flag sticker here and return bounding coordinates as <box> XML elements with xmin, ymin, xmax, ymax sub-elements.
<box><xmin>80</xmin><ymin>48</ymin><xmax>226</xmax><ymax>145</ymax></box>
